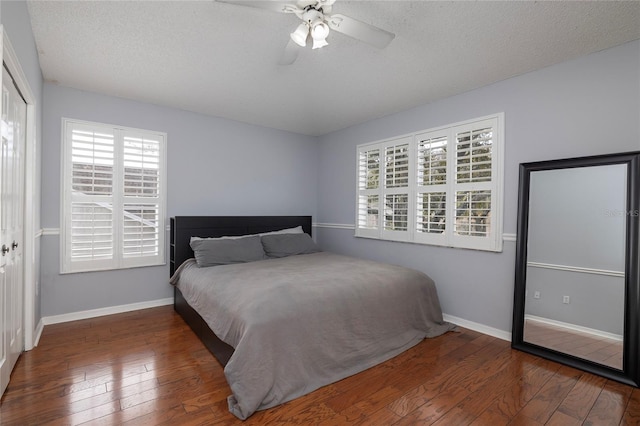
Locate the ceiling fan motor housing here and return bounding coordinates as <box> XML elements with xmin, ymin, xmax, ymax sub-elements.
<box><xmin>302</xmin><ymin>7</ymin><xmax>324</xmax><ymax>26</ymax></box>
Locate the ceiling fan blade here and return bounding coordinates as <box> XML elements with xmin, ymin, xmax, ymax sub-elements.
<box><xmin>278</xmin><ymin>39</ymin><xmax>300</xmax><ymax>65</ymax></box>
<box><xmin>217</xmin><ymin>0</ymin><xmax>300</xmax><ymax>14</ymax></box>
<box><xmin>326</xmin><ymin>13</ymin><xmax>395</xmax><ymax>49</ymax></box>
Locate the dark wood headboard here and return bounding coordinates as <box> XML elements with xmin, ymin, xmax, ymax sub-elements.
<box><xmin>169</xmin><ymin>216</ymin><xmax>312</xmax><ymax>275</ymax></box>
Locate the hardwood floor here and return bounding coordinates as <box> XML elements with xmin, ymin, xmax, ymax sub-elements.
<box><xmin>0</xmin><ymin>306</ymin><xmax>638</xmax><ymax>425</ymax></box>
<box><xmin>524</xmin><ymin>318</ymin><xmax>623</xmax><ymax>370</ymax></box>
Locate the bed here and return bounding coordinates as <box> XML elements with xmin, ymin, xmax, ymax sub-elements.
<box><xmin>169</xmin><ymin>216</ymin><xmax>454</xmax><ymax>420</ymax></box>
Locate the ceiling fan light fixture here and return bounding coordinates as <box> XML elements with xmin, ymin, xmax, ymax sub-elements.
<box><xmin>222</xmin><ymin>0</ymin><xmax>396</xmax><ymax>64</ymax></box>
<box><xmin>311</xmin><ymin>21</ymin><xmax>329</xmax><ymax>39</ymax></box>
<box><xmin>311</xmin><ymin>21</ymin><xmax>329</xmax><ymax>49</ymax></box>
<box><xmin>290</xmin><ymin>23</ymin><xmax>309</xmax><ymax>47</ymax></box>
<box><xmin>312</xmin><ymin>37</ymin><xmax>329</xmax><ymax>49</ymax></box>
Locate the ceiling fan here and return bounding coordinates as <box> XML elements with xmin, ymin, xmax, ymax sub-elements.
<box><xmin>218</xmin><ymin>0</ymin><xmax>396</xmax><ymax>65</ymax></box>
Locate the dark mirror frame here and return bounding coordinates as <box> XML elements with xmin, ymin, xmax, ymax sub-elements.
<box><xmin>512</xmin><ymin>151</ymin><xmax>640</xmax><ymax>387</ymax></box>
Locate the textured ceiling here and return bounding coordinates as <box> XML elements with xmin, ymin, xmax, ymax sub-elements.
<box><xmin>27</xmin><ymin>1</ymin><xmax>640</xmax><ymax>136</ymax></box>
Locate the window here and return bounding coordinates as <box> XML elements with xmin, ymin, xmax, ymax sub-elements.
<box><xmin>61</xmin><ymin>119</ymin><xmax>167</xmax><ymax>273</ymax></box>
<box><xmin>356</xmin><ymin>114</ymin><xmax>504</xmax><ymax>252</ymax></box>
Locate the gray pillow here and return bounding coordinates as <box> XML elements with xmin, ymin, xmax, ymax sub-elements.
<box><xmin>190</xmin><ymin>235</ymin><xmax>266</xmax><ymax>267</ymax></box>
<box><xmin>261</xmin><ymin>233</ymin><xmax>321</xmax><ymax>258</ymax></box>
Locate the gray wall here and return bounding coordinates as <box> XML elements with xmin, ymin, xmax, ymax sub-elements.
<box><xmin>528</xmin><ymin>165</ymin><xmax>626</xmax><ymax>271</ymax></box>
<box><xmin>40</xmin><ymin>85</ymin><xmax>318</xmax><ymax>316</ymax></box>
<box><xmin>1</xmin><ymin>0</ymin><xmax>44</xmax><ymax>325</ymax></box>
<box><xmin>315</xmin><ymin>40</ymin><xmax>640</xmax><ymax>334</ymax></box>
<box><xmin>525</xmin><ymin>268</ymin><xmax>624</xmax><ymax>335</ymax></box>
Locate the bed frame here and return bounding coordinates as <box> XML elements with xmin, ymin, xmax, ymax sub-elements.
<box><xmin>170</xmin><ymin>216</ymin><xmax>313</xmax><ymax>366</ymax></box>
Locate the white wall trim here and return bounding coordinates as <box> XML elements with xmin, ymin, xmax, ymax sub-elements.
<box><xmin>525</xmin><ymin>314</ymin><xmax>623</xmax><ymax>342</ymax></box>
<box><xmin>443</xmin><ymin>313</ymin><xmax>511</xmax><ymax>341</ymax></box>
<box><xmin>503</xmin><ymin>233</ymin><xmax>517</xmax><ymax>242</ymax></box>
<box><xmin>41</xmin><ymin>298</ymin><xmax>173</xmax><ymax>326</ymax></box>
<box><xmin>2</xmin><ymin>27</ymin><xmax>39</xmax><ymax>352</ymax></box>
<box><xmin>527</xmin><ymin>261</ymin><xmax>624</xmax><ymax>278</ymax></box>
<box><xmin>1</xmin><ymin>30</ymin><xmax>35</xmax><ymax>102</ymax></box>
<box><xmin>313</xmin><ymin>222</ymin><xmax>356</xmax><ymax>230</ymax></box>
<box><xmin>41</xmin><ymin>224</ymin><xmax>171</xmax><ymax>236</ymax></box>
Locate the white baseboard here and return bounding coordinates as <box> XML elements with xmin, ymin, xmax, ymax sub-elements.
<box><xmin>525</xmin><ymin>314</ymin><xmax>623</xmax><ymax>342</ymax></box>
<box><xmin>41</xmin><ymin>298</ymin><xmax>174</xmax><ymax>326</ymax></box>
<box><xmin>443</xmin><ymin>313</ymin><xmax>511</xmax><ymax>342</ymax></box>
<box><xmin>32</xmin><ymin>318</ymin><xmax>45</xmax><ymax>348</ymax></box>
<box><xmin>35</xmin><ymin>300</ymin><xmax>510</xmax><ymax>348</ymax></box>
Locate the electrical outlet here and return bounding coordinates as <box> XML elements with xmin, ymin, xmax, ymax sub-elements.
<box><xmin>563</xmin><ymin>295</ymin><xmax>570</xmax><ymax>304</ymax></box>
<box><xmin>534</xmin><ymin>291</ymin><xmax>540</xmax><ymax>299</ymax></box>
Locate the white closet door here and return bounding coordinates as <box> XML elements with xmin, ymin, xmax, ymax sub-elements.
<box><xmin>0</xmin><ymin>65</ymin><xmax>26</xmax><ymax>396</ymax></box>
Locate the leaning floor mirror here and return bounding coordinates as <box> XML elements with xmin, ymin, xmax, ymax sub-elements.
<box><xmin>512</xmin><ymin>152</ymin><xmax>640</xmax><ymax>386</ymax></box>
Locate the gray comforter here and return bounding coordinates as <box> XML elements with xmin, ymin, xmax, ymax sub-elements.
<box><xmin>170</xmin><ymin>252</ymin><xmax>454</xmax><ymax>420</ymax></box>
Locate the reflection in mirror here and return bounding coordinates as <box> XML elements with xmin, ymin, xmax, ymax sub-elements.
<box><xmin>524</xmin><ymin>164</ymin><xmax>626</xmax><ymax>369</ymax></box>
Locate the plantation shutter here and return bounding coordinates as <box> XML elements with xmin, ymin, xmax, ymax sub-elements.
<box><xmin>415</xmin><ymin>132</ymin><xmax>448</xmax><ymax>245</ymax></box>
<box><xmin>356</xmin><ymin>147</ymin><xmax>381</xmax><ymax>238</ymax></box>
<box><xmin>122</xmin><ymin>133</ymin><xmax>162</xmax><ymax>265</ymax></box>
<box><xmin>62</xmin><ymin>120</ymin><xmax>166</xmax><ymax>273</ymax></box>
<box><xmin>382</xmin><ymin>138</ymin><xmax>412</xmax><ymax>241</ymax></box>
<box><xmin>68</xmin><ymin>123</ymin><xmax>115</xmax><ymax>270</ymax></box>
<box><xmin>451</xmin><ymin>118</ymin><xmax>498</xmax><ymax>250</ymax></box>
<box><xmin>355</xmin><ymin>114</ymin><xmax>503</xmax><ymax>251</ymax></box>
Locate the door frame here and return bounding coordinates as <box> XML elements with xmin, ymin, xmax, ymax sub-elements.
<box><xmin>1</xmin><ymin>26</ymin><xmax>38</xmax><ymax>351</ymax></box>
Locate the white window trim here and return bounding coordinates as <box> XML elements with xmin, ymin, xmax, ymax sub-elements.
<box><xmin>355</xmin><ymin>113</ymin><xmax>504</xmax><ymax>252</ymax></box>
<box><xmin>60</xmin><ymin>118</ymin><xmax>167</xmax><ymax>273</ymax></box>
